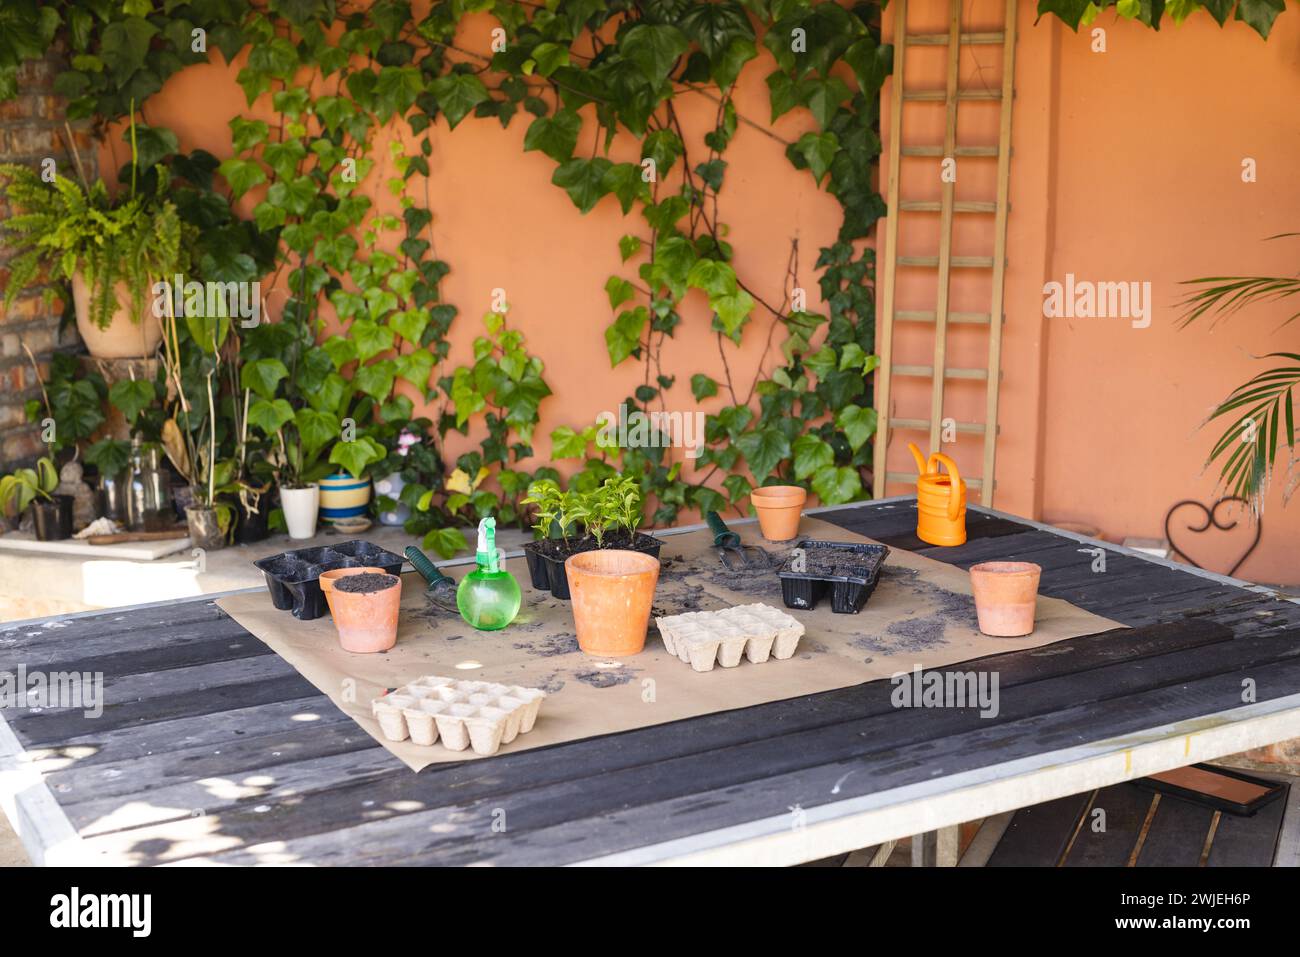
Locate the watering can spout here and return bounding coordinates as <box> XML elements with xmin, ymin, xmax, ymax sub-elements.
<box><xmin>909</xmin><ymin>443</ymin><xmax>968</xmax><ymax>547</ymax></box>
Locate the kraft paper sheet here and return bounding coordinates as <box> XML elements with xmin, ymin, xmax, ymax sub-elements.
<box><xmin>217</xmin><ymin>517</ymin><xmax>1122</xmax><ymax>771</ymax></box>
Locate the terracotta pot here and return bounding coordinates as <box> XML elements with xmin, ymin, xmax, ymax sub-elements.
<box><xmin>566</xmin><ymin>549</ymin><xmax>660</xmax><ymax>656</ymax></box>
<box><xmin>319</xmin><ymin>566</ymin><xmax>385</xmax><ymax>616</ymax></box>
<box><xmin>970</xmin><ymin>562</ymin><xmax>1042</xmax><ymax>637</ymax></box>
<box><xmin>71</xmin><ymin>272</ymin><xmax>164</xmax><ymax>359</ymax></box>
<box><xmin>322</xmin><ymin>569</ymin><xmax>401</xmax><ymax>653</ymax></box>
<box><xmin>750</xmin><ymin>485</ymin><xmax>807</xmax><ymax>542</ymax></box>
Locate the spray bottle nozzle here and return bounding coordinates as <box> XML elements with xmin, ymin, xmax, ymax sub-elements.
<box><xmin>476</xmin><ymin>517</ymin><xmax>499</xmax><ymax>573</ymax></box>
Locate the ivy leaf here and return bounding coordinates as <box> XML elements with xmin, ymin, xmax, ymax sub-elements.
<box><xmin>679</xmin><ymin>1</ymin><xmax>756</xmax><ymax>61</ymax></box>
<box><xmin>423</xmin><ymin>527</ymin><xmax>468</xmax><ymax>560</ymax></box>
<box><xmin>650</xmin><ymin>235</ymin><xmax>696</xmax><ymax>298</ymax></box>
<box><xmin>837</xmin><ymin>404</ymin><xmax>878</xmax><ymax>452</ymax></box>
<box><xmin>129</xmin><ymin>125</ymin><xmax>178</xmax><ymax>172</ymax></box>
<box><xmin>552</xmin><ymin>157</ymin><xmax>613</xmax><ymax>213</ymax></box>
<box><xmin>523</xmin><ymin>109</ymin><xmax>581</xmax><ymax>162</ymax></box>
<box><xmin>792</xmin><ymin>433</ymin><xmax>834</xmax><ymax>480</ymax></box>
<box><xmin>605</xmin><ymin>305</ymin><xmax>648</xmax><ymax>366</ymax></box>
<box><xmin>804</xmin><ymin>76</ymin><xmax>850</xmax><ymax>129</ymax></box>
<box><xmin>688</xmin><ymin>259</ymin><xmax>737</xmax><ymax>298</ymax></box>
<box><xmin>1035</xmin><ymin>0</ymin><xmax>1096</xmax><ymax>30</ymax></box>
<box><xmin>528</xmin><ymin>42</ymin><xmax>571</xmax><ymax>77</ymax></box>
<box><xmin>792</xmin><ymin>131</ymin><xmax>839</xmax><ymax>185</ymax></box>
<box><xmin>736</xmin><ymin>428</ymin><xmax>790</xmax><ymax>481</ymax></box>
<box><xmin>241</xmin><ymin>358</ymin><xmax>289</xmax><ymax>401</ymax></box>
<box><xmin>844</xmin><ymin>35</ymin><xmax>893</xmax><ymax>97</ymax></box>
<box><xmin>811</xmin><ymin>465</ymin><xmax>862</xmax><ymax>505</ymax></box>
<box><xmin>99</xmin><ymin>17</ymin><xmax>158</xmax><ymax>82</ymax></box>
<box><xmin>619</xmin><ymin>235</ymin><xmax>643</xmax><ymax>262</ymax></box>
<box><xmin>395</xmin><ymin>350</ymin><xmax>434</xmax><ymax>388</ymax></box>
<box><xmin>712</xmin><ymin>36</ymin><xmax>758</xmax><ymax>89</ymax></box>
<box><xmin>641</xmin><ymin>129</ymin><xmax>683</xmax><ymax>174</ymax></box>
<box><xmin>805</xmin><ymin>345</ymin><xmax>838</xmax><ymax>379</ymax></box>
<box><xmin>550</xmin><ymin>425</ymin><xmax>590</xmax><ymax>460</ymax></box>
<box><xmin>621</xmin><ymin>23</ymin><xmax>690</xmax><ymax>85</ymax></box>
<box><xmin>603</xmin><ymin>162</ymin><xmax>650</xmax><ymax>214</ymax></box>
<box><xmin>605</xmin><ymin>276</ymin><xmax>635</xmax><ymax>310</ymax></box>
<box><xmin>691</xmin><ymin>373</ymin><xmax>719</xmax><ymax>401</ymax></box>
<box><xmin>390</xmin><ymin>308</ymin><xmax>429</xmax><ymax>344</ymax></box>
<box><xmin>430</xmin><ymin>73</ymin><xmax>489</xmax><ymax>128</ymax></box>
<box><xmin>353</xmin><ymin>359</ymin><xmax>396</xmax><ymax>402</ymax></box>
<box><xmin>329</xmin><ymin>436</ymin><xmax>386</xmax><ymax>479</ymax></box>
<box><xmin>248</xmin><ymin>398</ymin><xmax>294</xmax><ymax>435</ymax></box>
<box><xmin>1236</xmin><ymin>0</ymin><xmax>1286</xmax><ymax>37</ymax></box>
<box><xmin>107</xmin><ymin>379</ymin><xmax>155</xmax><ymax>422</ymax></box>
<box><xmin>321</xmin><ymin>335</ymin><xmax>358</xmax><ymax>370</ymax></box>
<box><xmin>348</xmin><ymin>320</ymin><xmax>393</xmax><ymax>362</ymax></box>
<box><xmin>722</xmin><ymin>473</ymin><xmax>753</xmax><ymax>504</ymax></box>
<box><xmin>218</xmin><ymin>158</ymin><xmax>266</xmax><ymax>198</ymax></box>
<box><xmin>295</xmin><ymin>408</ymin><xmax>340</xmax><ymax>457</ymax></box>
<box><xmin>711</xmin><ymin>288</ymin><xmax>754</xmax><ymax>339</ymax></box>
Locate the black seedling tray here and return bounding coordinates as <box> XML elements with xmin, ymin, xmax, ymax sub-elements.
<box><xmin>777</xmin><ymin>539</ymin><xmax>890</xmax><ymax>614</ymax></box>
<box><xmin>253</xmin><ymin>540</ymin><xmax>405</xmax><ymax>620</ymax></box>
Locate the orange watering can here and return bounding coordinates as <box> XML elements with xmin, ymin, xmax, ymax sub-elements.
<box><xmin>908</xmin><ymin>443</ymin><xmax>967</xmax><ymax>547</ymax></box>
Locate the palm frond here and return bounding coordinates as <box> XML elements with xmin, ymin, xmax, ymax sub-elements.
<box><xmin>1203</xmin><ymin>354</ymin><xmax>1299</xmax><ymax>510</ymax></box>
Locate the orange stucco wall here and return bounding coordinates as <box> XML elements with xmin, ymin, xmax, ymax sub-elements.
<box><xmin>99</xmin><ymin>14</ymin><xmax>837</xmax><ymax>524</ymax></box>
<box><xmin>101</xmin><ymin>4</ymin><xmax>1298</xmax><ymax>582</ymax></box>
<box><xmin>881</xmin><ymin>1</ymin><xmax>1299</xmax><ymax>584</ymax></box>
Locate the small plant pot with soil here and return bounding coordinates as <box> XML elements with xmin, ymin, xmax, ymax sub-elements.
<box><xmin>185</xmin><ymin>505</ymin><xmax>226</xmax><ymax>550</ymax></box>
<box><xmin>521</xmin><ymin>540</ymin><xmax>552</xmax><ymax>590</ymax></box>
<box><xmin>327</xmin><ymin>571</ymin><xmax>402</xmax><ymax>654</ymax></box>
<box><xmin>320</xmin><ymin>565</ymin><xmax>385</xmax><ymax>617</ymax></box>
<box><xmin>970</xmin><ymin>561</ymin><xmax>1042</xmax><ymax>637</ymax></box>
<box><xmin>750</xmin><ymin>485</ymin><xmax>807</xmax><ymax>542</ymax></box>
<box><xmin>566</xmin><ymin>549</ymin><xmax>661</xmax><ymax>656</ymax></box>
<box><xmin>778</xmin><ymin>539</ymin><xmax>890</xmax><ymax>614</ymax></box>
<box><xmin>233</xmin><ymin>499</ymin><xmax>270</xmax><ymax>544</ymax></box>
<box><xmin>31</xmin><ymin>495</ymin><xmax>74</xmax><ymax>541</ymax></box>
<box><xmin>280</xmin><ymin>484</ymin><xmax>320</xmax><ymax>540</ymax></box>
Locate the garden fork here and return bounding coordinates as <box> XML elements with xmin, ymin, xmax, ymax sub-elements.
<box><xmin>404</xmin><ymin>545</ymin><xmax>460</xmax><ymax>613</ymax></box>
<box><xmin>705</xmin><ymin>510</ymin><xmax>775</xmax><ymax>572</ymax></box>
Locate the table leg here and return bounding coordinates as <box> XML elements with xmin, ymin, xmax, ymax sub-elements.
<box><xmin>911</xmin><ymin>825</ymin><xmax>960</xmax><ymax>867</ymax></box>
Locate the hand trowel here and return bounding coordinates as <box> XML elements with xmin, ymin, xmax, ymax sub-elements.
<box><xmin>404</xmin><ymin>545</ymin><xmax>460</xmax><ymax>613</ymax></box>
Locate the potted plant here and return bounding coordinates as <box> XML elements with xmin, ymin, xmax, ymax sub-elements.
<box><xmin>371</xmin><ymin>420</ymin><xmax>443</xmax><ymax>527</ymax></box>
<box><xmin>0</xmin><ymin>457</ymin><xmax>73</xmax><ymax>541</ymax></box>
<box><xmin>521</xmin><ymin>476</ymin><xmax>662</xmax><ymax>599</ymax></box>
<box><xmin>0</xmin><ymin>142</ymin><xmax>190</xmax><ymax>359</ymax></box>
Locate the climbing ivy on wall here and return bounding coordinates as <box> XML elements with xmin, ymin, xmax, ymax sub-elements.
<box><xmin>5</xmin><ymin>0</ymin><xmax>895</xmax><ymax>535</ymax></box>
<box><xmin>1036</xmin><ymin>0</ymin><xmax>1288</xmax><ymax>36</ymax></box>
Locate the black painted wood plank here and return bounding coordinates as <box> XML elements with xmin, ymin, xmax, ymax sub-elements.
<box><xmin>2</xmin><ymin>631</ymin><xmax>273</xmax><ymax>681</ymax></box>
<box><xmin>1062</xmin><ymin>784</ymin><xmax>1154</xmax><ymax>867</ymax></box>
<box><xmin>1135</xmin><ymin>796</ymin><xmax>1216</xmax><ymax>867</ymax></box>
<box><xmin>86</xmin><ymin>624</ymin><xmax>1295</xmax><ymax>864</ymax></box>
<box><xmin>177</xmin><ymin>654</ymin><xmax>1300</xmax><ymax>866</ymax></box>
<box><xmin>0</xmin><ymin>601</ymin><xmax>230</xmax><ymax>655</ymax></box>
<box><xmin>1207</xmin><ymin>787</ymin><xmax>1288</xmax><ymax>867</ymax></box>
<box><xmin>40</xmin><ymin>620</ymin><xmax>1233</xmax><ymax>834</ymax></box>
<box><xmin>987</xmin><ymin>791</ymin><xmax>1092</xmax><ymax>866</ymax></box>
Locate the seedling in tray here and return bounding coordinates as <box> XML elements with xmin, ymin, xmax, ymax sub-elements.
<box><xmin>777</xmin><ymin>539</ymin><xmax>890</xmax><ymax>614</ymax></box>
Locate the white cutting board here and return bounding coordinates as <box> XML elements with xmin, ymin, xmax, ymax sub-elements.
<box><xmin>0</xmin><ymin>531</ymin><xmax>193</xmax><ymax>561</ymax></box>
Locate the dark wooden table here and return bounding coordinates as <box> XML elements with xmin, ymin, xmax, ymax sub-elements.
<box><xmin>3</xmin><ymin>498</ymin><xmax>1299</xmax><ymax>866</ymax></box>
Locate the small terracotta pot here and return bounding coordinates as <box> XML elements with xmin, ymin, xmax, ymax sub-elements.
<box><xmin>970</xmin><ymin>561</ymin><xmax>1042</xmax><ymax>637</ymax></box>
<box><xmin>566</xmin><ymin>549</ymin><xmax>660</xmax><ymax>656</ymax></box>
<box><xmin>322</xmin><ymin>569</ymin><xmax>401</xmax><ymax>653</ymax></box>
<box><xmin>750</xmin><ymin>485</ymin><xmax>807</xmax><ymax>542</ymax></box>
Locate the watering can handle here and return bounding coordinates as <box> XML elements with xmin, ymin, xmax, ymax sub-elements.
<box><xmin>907</xmin><ymin>442</ymin><xmax>928</xmax><ymax>476</ymax></box>
<box><xmin>926</xmin><ymin>453</ymin><xmax>963</xmax><ymax>521</ymax></box>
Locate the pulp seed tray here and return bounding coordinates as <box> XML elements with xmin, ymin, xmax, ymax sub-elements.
<box><xmin>372</xmin><ymin>676</ymin><xmax>547</xmax><ymax>756</ymax></box>
<box><xmin>655</xmin><ymin>603</ymin><xmax>805</xmax><ymax>673</ymax></box>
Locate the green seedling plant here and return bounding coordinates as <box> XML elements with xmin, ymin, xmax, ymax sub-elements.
<box><xmin>522</xmin><ymin>478</ymin><xmax>566</xmax><ymax>542</ymax></box>
<box><xmin>0</xmin><ymin>457</ymin><xmax>60</xmax><ymax>520</ymax></box>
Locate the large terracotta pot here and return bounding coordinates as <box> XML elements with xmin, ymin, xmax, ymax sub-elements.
<box><xmin>750</xmin><ymin>485</ymin><xmax>807</xmax><ymax>542</ymax></box>
<box><xmin>970</xmin><ymin>562</ymin><xmax>1042</xmax><ymax>637</ymax></box>
<box><xmin>71</xmin><ymin>272</ymin><xmax>163</xmax><ymax>359</ymax></box>
<box><xmin>566</xmin><ymin>549</ymin><xmax>660</xmax><ymax>656</ymax></box>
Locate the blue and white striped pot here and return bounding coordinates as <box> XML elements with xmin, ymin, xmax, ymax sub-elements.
<box><xmin>318</xmin><ymin>473</ymin><xmax>372</xmax><ymax>524</ymax></box>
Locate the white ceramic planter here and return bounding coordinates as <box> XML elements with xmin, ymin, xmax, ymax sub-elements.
<box><xmin>373</xmin><ymin>471</ymin><xmax>410</xmax><ymax>526</ymax></box>
<box><xmin>280</xmin><ymin>484</ymin><xmax>320</xmax><ymax>540</ymax></box>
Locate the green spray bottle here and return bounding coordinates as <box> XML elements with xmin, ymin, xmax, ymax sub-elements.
<box><xmin>456</xmin><ymin>517</ymin><xmax>521</xmax><ymax>631</ymax></box>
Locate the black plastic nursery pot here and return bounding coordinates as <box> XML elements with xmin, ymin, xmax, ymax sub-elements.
<box><xmin>233</xmin><ymin>499</ymin><xmax>271</xmax><ymax>545</ymax></box>
<box><xmin>253</xmin><ymin>539</ymin><xmax>404</xmax><ymax>620</ymax></box>
<box><xmin>777</xmin><ymin>538</ymin><xmax>890</xmax><ymax>614</ymax></box>
<box><xmin>31</xmin><ymin>495</ymin><xmax>73</xmax><ymax>541</ymax></box>
<box><xmin>528</xmin><ymin>533</ymin><xmax>663</xmax><ymax>600</ymax></box>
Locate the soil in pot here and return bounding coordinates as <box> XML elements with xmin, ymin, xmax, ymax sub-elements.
<box><xmin>566</xmin><ymin>549</ymin><xmax>661</xmax><ymax>656</ymax></box>
<box><xmin>603</xmin><ymin>529</ymin><xmax>664</xmax><ymax>558</ymax></box>
<box><xmin>31</xmin><ymin>495</ymin><xmax>74</xmax><ymax>541</ymax></box>
<box><xmin>329</xmin><ymin>572</ymin><xmax>402</xmax><ymax>653</ymax></box>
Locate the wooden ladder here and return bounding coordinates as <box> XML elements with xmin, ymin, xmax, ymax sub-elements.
<box><xmin>872</xmin><ymin>0</ymin><xmax>1017</xmax><ymax>507</ymax></box>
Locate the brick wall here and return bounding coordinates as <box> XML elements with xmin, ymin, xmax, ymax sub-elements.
<box><xmin>0</xmin><ymin>55</ymin><xmax>96</xmax><ymax>470</ymax></box>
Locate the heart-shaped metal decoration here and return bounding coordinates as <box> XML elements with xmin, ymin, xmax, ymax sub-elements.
<box><xmin>1163</xmin><ymin>496</ymin><xmax>1262</xmax><ymax>578</ymax></box>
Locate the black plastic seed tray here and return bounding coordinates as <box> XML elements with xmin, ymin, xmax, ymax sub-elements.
<box><xmin>777</xmin><ymin>539</ymin><xmax>890</xmax><ymax>614</ymax></box>
<box><xmin>253</xmin><ymin>540</ymin><xmax>405</xmax><ymax>620</ymax></box>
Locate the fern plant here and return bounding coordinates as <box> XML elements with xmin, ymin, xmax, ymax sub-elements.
<box><xmin>0</xmin><ymin>163</ymin><xmax>187</xmax><ymax>330</ymax></box>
